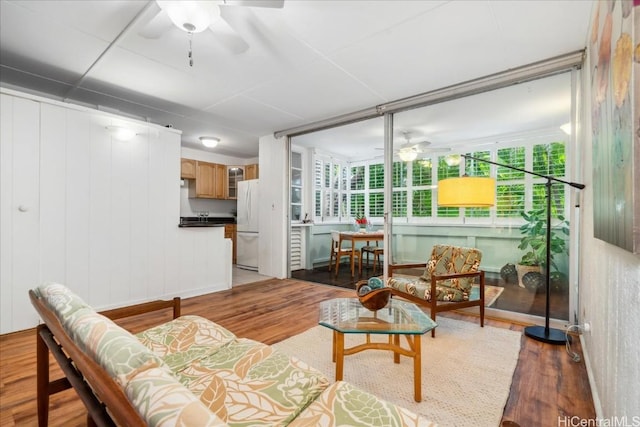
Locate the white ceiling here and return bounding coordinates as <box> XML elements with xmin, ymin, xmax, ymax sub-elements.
<box><xmin>0</xmin><ymin>0</ymin><xmax>593</xmax><ymax>158</ymax></box>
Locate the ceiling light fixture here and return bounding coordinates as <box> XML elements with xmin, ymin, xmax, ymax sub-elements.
<box><xmin>158</xmin><ymin>1</ymin><xmax>214</xmax><ymax>33</ymax></box>
<box><xmin>106</xmin><ymin>126</ymin><xmax>136</xmax><ymax>142</ymax></box>
<box><xmin>444</xmin><ymin>154</ymin><xmax>461</xmax><ymax>166</ymax></box>
<box><xmin>157</xmin><ymin>0</ymin><xmax>219</xmax><ymax>66</ymax></box>
<box><xmin>200</xmin><ymin>136</ymin><xmax>220</xmax><ymax>148</ymax></box>
<box><xmin>398</xmin><ymin>148</ymin><xmax>418</xmax><ymax>162</ymax></box>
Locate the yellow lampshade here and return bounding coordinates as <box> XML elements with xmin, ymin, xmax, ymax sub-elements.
<box><xmin>438</xmin><ymin>177</ymin><xmax>496</xmax><ymax>207</ymax></box>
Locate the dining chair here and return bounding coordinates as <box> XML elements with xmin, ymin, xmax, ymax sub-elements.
<box><xmin>328</xmin><ymin>231</ymin><xmax>361</xmax><ymax>276</ymax></box>
<box><xmin>361</xmin><ymin>243</ymin><xmax>384</xmax><ymax>275</ymax></box>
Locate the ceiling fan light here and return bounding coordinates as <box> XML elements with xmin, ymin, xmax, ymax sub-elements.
<box><xmin>159</xmin><ymin>1</ymin><xmax>213</xmax><ymax>33</ymax></box>
<box><xmin>398</xmin><ymin>148</ymin><xmax>418</xmax><ymax>162</ymax></box>
<box><xmin>200</xmin><ymin>136</ymin><xmax>220</xmax><ymax>148</ymax></box>
<box><xmin>444</xmin><ymin>154</ymin><xmax>461</xmax><ymax>167</ymax></box>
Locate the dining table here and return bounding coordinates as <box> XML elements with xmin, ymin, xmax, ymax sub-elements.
<box><xmin>338</xmin><ymin>230</ymin><xmax>384</xmax><ymax>278</ymax></box>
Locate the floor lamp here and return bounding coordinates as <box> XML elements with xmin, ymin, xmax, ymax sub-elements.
<box><xmin>438</xmin><ymin>154</ymin><xmax>585</xmax><ymax>345</ymax></box>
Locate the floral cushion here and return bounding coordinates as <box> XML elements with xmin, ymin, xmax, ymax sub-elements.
<box><xmin>124</xmin><ymin>367</ymin><xmax>228</xmax><ymax>427</ymax></box>
<box><xmin>174</xmin><ymin>337</ymin><xmax>330</xmax><ymax>426</ymax></box>
<box><xmin>65</xmin><ymin>309</ymin><xmax>168</xmax><ymax>387</ymax></box>
<box><xmin>289</xmin><ymin>381</ymin><xmax>437</xmax><ymax>427</ymax></box>
<box><xmin>137</xmin><ymin>315</ymin><xmax>236</xmax><ymax>372</ymax></box>
<box><xmin>388</xmin><ymin>245</ymin><xmax>482</xmax><ymax>302</ymax></box>
<box><xmin>387</xmin><ymin>276</ymin><xmax>466</xmax><ymax>302</ymax></box>
<box><xmin>421</xmin><ymin>245</ymin><xmax>482</xmax><ymax>293</ymax></box>
<box><xmin>36</xmin><ymin>282</ymin><xmax>90</xmax><ymax>319</ymax></box>
<box><xmin>36</xmin><ymin>282</ymin><xmax>167</xmax><ymax>386</ymax></box>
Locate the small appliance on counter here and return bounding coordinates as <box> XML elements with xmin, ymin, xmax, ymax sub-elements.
<box><xmin>236</xmin><ymin>179</ymin><xmax>259</xmax><ymax>271</ymax></box>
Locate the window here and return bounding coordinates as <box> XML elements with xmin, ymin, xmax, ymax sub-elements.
<box><xmin>412</xmin><ymin>159</ymin><xmax>433</xmax><ymax>218</ymax></box>
<box><xmin>532</xmin><ymin>142</ymin><xmax>566</xmax><ymax>216</ymax></box>
<box><xmin>314</xmin><ymin>156</ymin><xmax>348</xmax><ymax>221</ymax></box>
<box><xmin>311</xmin><ymin>139</ymin><xmax>568</xmax><ymax>225</ymax></box>
<box><xmin>496</xmin><ymin>147</ymin><xmax>525</xmax><ymax>218</ymax></box>
<box><xmin>437</xmin><ymin>156</ymin><xmax>460</xmax><ymax>218</ymax></box>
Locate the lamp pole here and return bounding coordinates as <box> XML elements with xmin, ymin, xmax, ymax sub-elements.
<box><xmin>462</xmin><ymin>154</ymin><xmax>585</xmax><ymax>345</ymax></box>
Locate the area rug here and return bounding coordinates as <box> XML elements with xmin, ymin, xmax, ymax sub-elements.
<box><xmin>273</xmin><ymin>317</ymin><xmax>521</xmax><ymax>427</ymax></box>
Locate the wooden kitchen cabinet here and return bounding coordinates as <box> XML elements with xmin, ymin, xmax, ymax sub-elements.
<box><xmin>224</xmin><ymin>224</ymin><xmax>237</xmax><ymax>264</ymax></box>
<box><xmin>227</xmin><ymin>166</ymin><xmax>244</xmax><ymax>199</ymax></box>
<box><xmin>180</xmin><ymin>158</ymin><xmax>196</xmax><ymax>179</ymax></box>
<box><xmin>189</xmin><ymin>161</ymin><xmax>225</xmax><ymax>199</ymax></box>
<box><xmin>186</xmin><ymin>159</ymin><xmax>231</xmax><ymax>199</ymax></box>
<box><xmin>245</xmin><ymin>164</ymin><xmax>259</xmax><ymax>180</ymax></box>
<box><xmin>214</xmin><ymin>163</ymin><xmax>226</xmax><ymax>199</ymax></box>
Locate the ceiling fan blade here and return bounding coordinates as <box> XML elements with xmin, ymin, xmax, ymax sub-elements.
<box><xmin>224</xmin><ymin>0</ymin><xmax>284</xmax><ymax>8</ymax></box>
<box><xmin>210</xmin><ymin>15</ymin><xmax>250</xmax><ymax>54</ymax></box>
<box><xmin>137</xmin><ymin>5</ymin><xmax>173</xmax><ymax>39</ymax></box>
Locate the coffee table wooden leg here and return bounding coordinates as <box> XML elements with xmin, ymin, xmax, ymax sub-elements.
<box><xmin>393</xmin><ymin>334</ymin><xmax>400</xmax><ymax>363</ymax></box>
<box><xmin>413</xmin><ymin>334</ymin><xmax>422</xmax><ymax>402</ymax></box>
<box><xmin>332</xmin><ymin>331</ymin><xmax>337</xmax><ymax>362</ymax></box>
<box><xmin>335</xmin><ymin>332</ymin><xmax>345</xmax><ymax>380</ymax></box>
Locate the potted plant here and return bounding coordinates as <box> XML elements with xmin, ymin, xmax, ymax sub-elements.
<box><xmin>516</xmin><ymin>208</ymin><xmax>569</xmax><ymax>289</ymax></box>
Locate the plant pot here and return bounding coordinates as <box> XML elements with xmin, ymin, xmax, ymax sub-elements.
<box><xmin>515</xmin><ymin>264</ymin><xmax>541</xmax><ymax>288</ymax></box>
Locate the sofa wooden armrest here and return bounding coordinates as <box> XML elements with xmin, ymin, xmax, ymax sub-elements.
<box><xmin>29</xmin><ymin>289</ymin><xmax>180</xmax><ymax>427</ymax></box>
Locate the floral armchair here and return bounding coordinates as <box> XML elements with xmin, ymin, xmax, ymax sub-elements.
<box><xmin>387</xmin><ymin>244</ymin><xmax>485</xmax><ymax>337</ymax></box>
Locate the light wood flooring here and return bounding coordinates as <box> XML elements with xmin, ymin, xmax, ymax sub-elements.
<box><xmin>0</xmin><ymin>278</ymin><xmax>595</xmax><ymax>427</ymax></box>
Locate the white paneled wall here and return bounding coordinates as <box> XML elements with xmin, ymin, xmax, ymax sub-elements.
<box><xmin>0</xmin><ymin>90</ymin><xmax>232</xmax><ymax>334</ymax></box>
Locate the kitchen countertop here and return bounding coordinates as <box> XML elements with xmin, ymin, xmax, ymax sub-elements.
<box><xmin>178</xmin><ymin>217</ymin><xmax>236</xmax><ymax>227</ymax></box>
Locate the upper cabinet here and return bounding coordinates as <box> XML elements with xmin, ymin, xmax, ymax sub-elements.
<box><xmin>183</xmin><ymin>158</ymin><xmax>257</xmax><ymax>199</ymax></box>
<box><xmin>245</xmin><ymin>164</ymin><xmax>259</xmax><ymax>180</ymax></box>
<box><xmin>190</xmin><ymin>161</ymin><xmax>216</xmax><ymax>198</ymax></box>
<box><xmin>227</xmin><ymin>166</ymin><xmax>244</xmax><ymax>199</ymax></box>
<box><xmin>213</xmin><ymin>163</ymin><xmax>226</xmax><ymax>199</ymax></box>
<box><xmin>180</xmin><ymin>158</ymin><xmax>196</xmax><ymax>179</ymax></box>
<box><xmin>187</xmin><ymin>160</ymin><xmax>227</xmax><ymax>199</ymax></box>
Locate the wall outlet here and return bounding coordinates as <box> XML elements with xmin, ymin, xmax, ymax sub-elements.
<box><xmin>583</xmin><ymin>321</ymin><xmax>591</xmax><ymax>334</ymax></box>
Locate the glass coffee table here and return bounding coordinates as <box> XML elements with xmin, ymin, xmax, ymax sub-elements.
<box><xmin>318</xmin><ymin>297</ymin><xmax>437</xmax><ymax>402</ymax></box>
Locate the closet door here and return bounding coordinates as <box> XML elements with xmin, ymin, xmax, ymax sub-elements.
<box><xmin>0</xmin><ymin>95</ymin><xmax>41</xmax><ymax>334</ymax></box>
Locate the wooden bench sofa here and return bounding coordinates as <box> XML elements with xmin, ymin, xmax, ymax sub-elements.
<box><xmin>31</xmin><ymin>283</ymin><xmax>436</xmax><ymax>426</ymax></box>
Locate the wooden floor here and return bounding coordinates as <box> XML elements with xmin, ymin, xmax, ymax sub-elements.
<box><xmin>0</xmin><ymin>278</ymin><xmax>595</xmax><ymax>427</ymax></box>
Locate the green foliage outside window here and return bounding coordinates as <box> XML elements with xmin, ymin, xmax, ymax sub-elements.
<box><xmin>497</xmin><ymin>147</ymin><xmax>525</xmax><ymax>180</ymax></box>
<box><xmin>412</xmin><ymin>159</ymin><xmax>432</xmax><ymax>186</ymax></box>
<box><xmin>497</xmin><ymin>184</ymin><xmax>525</xmax><ymax>217</ymax></box>
<box><xmin>350</xmin><ymin>193</ymin><xmax>364</xmax><ymax>217</ymax></box>
<box><xmin>369</xmin><ymin>192</ymin><xmax>384</xmax><ymax>217</ymax></box>
<box><xmin>392</xmin><ymin>161</ymin><xmax>407</xmax><ymax>187</ymax></box>
<box><xmin>350</xmin><ymin>166</ymin><xmax>365</xmax><ymax>190</ymax></box>
<box><xmin>533</xmin><ymin>142</ymin><xmax>565</xmax><ymax>177</ymax></box>
<box><xmin>393</xmin><ymin>191</ymin><xmax>407</xmax><ymax>216</ymax></box>
<box><xmin>369</xmin><ymin>164</ymin><xmax>384</xmax><ymax>189</ymax></box>
<box><xmin>412</xmin><ymin>189</ymin><xmax>432</xmax><ymax>217</ymax></box>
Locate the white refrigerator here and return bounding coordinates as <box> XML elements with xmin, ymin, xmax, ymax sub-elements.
<box><xmin>236</xmin><ymin>179</ymin><xmax>259</xmax><ymax>271</ymax></box>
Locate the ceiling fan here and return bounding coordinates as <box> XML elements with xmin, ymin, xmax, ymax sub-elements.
<box><xmin>139</xmin><ymin>0</ymin><xmax>284</xmax><ymax>65</ymax></box>
<box><xmin>376</xmin><ymin>131</ymin><xmax>450</xmax><ymax>161</ymax></box>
